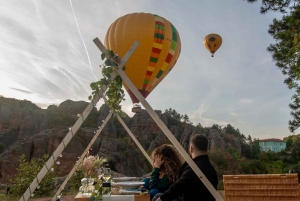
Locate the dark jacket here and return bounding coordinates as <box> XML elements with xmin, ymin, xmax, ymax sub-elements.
<box><xmin>160</xmin><ymin>155</ymin><xmax>218</xmax><ymax>201</ymax></box>
<box><xmin>149</xmin><ymin>167</ymin><xmax>173</xmax><ymax>192</ymax></box>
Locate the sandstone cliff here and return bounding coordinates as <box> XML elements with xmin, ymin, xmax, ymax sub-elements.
<box><xmin>0</xmin><ymin>97</ymin><xmax>242</xmax><ymax>182</ymax></box>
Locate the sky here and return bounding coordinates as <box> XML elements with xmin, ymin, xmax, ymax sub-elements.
<box><xmin>0</xmin><ymin>0</ymin><xmax>296</xmax><ymax>140</ymax></box>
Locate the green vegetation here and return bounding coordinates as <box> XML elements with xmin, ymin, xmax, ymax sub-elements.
<box><xmin>245</xmin><ymin>0</ymin><xmax>300</xmax><ymax>132</ymax></box>
<box><xmin>46</xmin><ymin>110</ymin><xmax>77</xmax><ymax>127</ymax></box>
<box><xmin>164</xmin><ymin>108</ymin><xmax>192</xmax><ymax>124</ymax></box>
<box><xmin>45</xmin><ymin>108</ymin><xmax>100</xmax><ymax>128</ymax></box>
<box><xmin>89</xmin><ymin>50</ymin><xmax>126</xmax><ymax>116</ymax></box>
<box><xmin>68</xmin><ymin>170</ymin><xmax>85</xmax><ymax>191</ymax></box>
<box><xmin>202</xmin><ymin>122</ymin><xmax>300</xmax><ymax>189</ymax></box>
<box><xmin>1</xmin><ymin>98</ymin><xmax>300</xmax><ymax>193</ymax></box>
<box><xmin>284</xmin><ymin>134</ymin><xmax>300</xmax><ymax>162</ymax></box>
<box><xmin>9</xmin><ymin>154</ymin><xmax>58</xmax><ymax>197</ymax></box>
<box><xmin>210</xmin><ymin>144</ymin><xmax>300</xmax><ymax>189</ymax></box>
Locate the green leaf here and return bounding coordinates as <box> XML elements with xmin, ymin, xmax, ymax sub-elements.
<box><xmin>101</xmin><ymin>53</ymin><xmax>106</xmax><ymax>60</ymax></box>
<box><xmin>103</xmin><ymin>79</ymin><xmax>109</xmax><ymax>85</ymax></box>
<box><xmin>109</xmin><ymin>50</ymin><xmax>115</xmax><ymax>56</ymax></box>
<box><xmin>107</xmin><ymin>67</ymin><xmax>113</xmax><ymax>73</ymax></box>
<box><xmin>105</xmin><ymin>59</ymin><xmax>112</xmax><ymax>66</ymax></box>
<box><xmin>89</xmin><ymin>48</ymin><xmax>125</xmax><ymax>114</ymax></box>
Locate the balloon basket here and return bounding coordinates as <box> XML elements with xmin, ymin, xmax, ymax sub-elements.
<box><xmin>132</xmin><ymin>107</ymin><xmax>142</xmax><ymax>113</ymax></box>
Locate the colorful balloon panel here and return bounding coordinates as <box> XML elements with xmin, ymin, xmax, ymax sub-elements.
<box><xmin>203</xmin><ymin>34</ymin><xmax>222</xmax><ymax>56</ymax></box>
<box><xmin>104</xmin><ymin>13</ymin><xmax>181</xmax><ymax>103</ymax></box>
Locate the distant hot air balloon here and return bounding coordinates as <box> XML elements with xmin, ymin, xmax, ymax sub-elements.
<box><xmin>203</xmin><ymin>34</ymin><xmax>222</xmax><ymax>57</ymax></box>
<box><xmin>104</xmin><ymin>13</ymin><xmax>181</xmax><ymax>109</ymax></box>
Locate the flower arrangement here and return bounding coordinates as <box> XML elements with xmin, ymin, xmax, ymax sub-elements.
<box><xmin>78</xmin><ymin>155</ymin><xmax>107</xmax><ymax>177</ymax></box>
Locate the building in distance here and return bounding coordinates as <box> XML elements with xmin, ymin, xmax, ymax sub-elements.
<box><xmin>259</xmin><ymin>138</ymin><xmax>286</xmax><ymax>152</ymax></box>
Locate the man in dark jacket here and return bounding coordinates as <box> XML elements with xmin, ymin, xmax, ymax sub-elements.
<box><xmin>155</xmin><ymin>134</ymin><xmax>218</xmax><ymax>201</ymax></box>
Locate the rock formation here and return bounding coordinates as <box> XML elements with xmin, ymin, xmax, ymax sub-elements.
<box><xmin>0</xmin><ymin>97</ymin><xmax>242</xmax><ymax>183</ymax></box>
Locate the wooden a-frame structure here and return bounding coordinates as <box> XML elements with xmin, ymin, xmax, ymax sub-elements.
<box><xmin>19</xmin><ymin>39</ymin><xmax>224</xmax><ymax>201</ymax></box>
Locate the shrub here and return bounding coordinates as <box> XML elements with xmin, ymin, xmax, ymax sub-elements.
<box><xmin>10</xmin><ymin>154</ymin><xmax>57</xmax><ymax>197</ymax></box>
<box><xmin>217</xmin><ymin>180</ymin><xmax>224</xmax><ymax>190</ymax></box>
<box><xmin>69</xmin><ymin>170</ymin><xmax>84</xmax><ymax>190</ymax></box>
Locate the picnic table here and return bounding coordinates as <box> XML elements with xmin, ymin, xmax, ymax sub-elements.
<box><xmin>74</xmin><ymin>193</ymin><xmax>150</xmax><ymax>201</ymax></box>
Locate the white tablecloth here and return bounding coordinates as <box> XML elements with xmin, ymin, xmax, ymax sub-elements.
<box><xmin>102</xmin><ymin>195</ymin><xmax>135</xmax><ymax>201</ymax></box>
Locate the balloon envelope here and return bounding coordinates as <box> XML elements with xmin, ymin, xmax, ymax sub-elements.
<box><xmin>203</xmin><ymin>34</ymin><xmax>222</xmax><ymax>57</ymax></box>
<box><xmin>104</xmin><ymin>13</ymin><xmax>181</xmax><ymax>103</ymax></box>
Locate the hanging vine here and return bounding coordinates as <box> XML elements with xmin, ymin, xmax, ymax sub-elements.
<box><xmin>88</xmin><ymin>50</ymin><xmax>126</xmax><ymax>116</ymax></box>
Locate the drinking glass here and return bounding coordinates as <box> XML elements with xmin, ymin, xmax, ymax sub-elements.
<box><xmin>96</xmin><ymin>167</ymin><xmax>104</xmax><ymax>180</ymax></box>
<box><xmin>102</xmin><ymin>168</ymin><xmax>112</xmax><ymax>182</ymax></box>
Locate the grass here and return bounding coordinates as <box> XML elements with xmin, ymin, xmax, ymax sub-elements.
<box><xmin>0</xmin><ymin>193</ymin><xmax>19</xmax><ymax>201</ymax></box>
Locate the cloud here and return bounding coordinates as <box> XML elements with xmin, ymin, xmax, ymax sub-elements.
<box><xmin>230</xmin><ymin>112</ymin><xmax>238</xmax><ymax>116</ymax></box>
<box><xmin>239</xmin><ymin>98</ymin><xmax>254</xmax><ymax>105</ymax></box>
<box><xmin>237</xmin><ymin>120</ymin><xmax>245</xmax><ymax>124</ymax></box>
<box><xmin>10</xmin><ymin>88</ymin><xmax>33</xmax><ymax>94</ymax></box>
<box><xmin>0</xmin><ymin>0</ymin><xmax>295</xmax><ymax>140</ymax></box>
<box><xmin>189</xmin><ymin>104</ymin><xmax>229</xmax><ymax>127</ymax></box>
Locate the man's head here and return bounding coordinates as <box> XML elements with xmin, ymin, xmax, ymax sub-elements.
<box><xmin>189</xmin><ymin>134</ymin><xmax>209</xmax><ymax>158</ymax></box>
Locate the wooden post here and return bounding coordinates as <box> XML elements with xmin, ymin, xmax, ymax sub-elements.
<box><xmin>92</xmin><ymin>38</ymin><xmax>224</xmax><ymax>201</ymax></box>
<box><xmin>51</xmin><ymin>111</ymin><xmax>114</xmax><ymax>201</ymax></box>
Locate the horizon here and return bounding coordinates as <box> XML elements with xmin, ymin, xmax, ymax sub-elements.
<box><xmin>0</xmin><ymin>94</ymin><xmax>295</xmax><ymax>141</ymax></box>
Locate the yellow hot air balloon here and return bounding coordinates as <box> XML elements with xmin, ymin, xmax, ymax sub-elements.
<box><xmin>203</xmin><ymin>34</ymin><xmax>222</xmax><ymax>57</ymax></box>
<box><xmin>104</xmin><ymin>13</ymin><xmax>181</xmax><ymax>105</ymax></box>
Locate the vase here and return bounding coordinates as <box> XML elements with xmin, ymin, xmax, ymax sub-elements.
<box><xmin>79</xmin><ymin>177</ymin><xmax>95</xmax><ymax>196</ymax></box>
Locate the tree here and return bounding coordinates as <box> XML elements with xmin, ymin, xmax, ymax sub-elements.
<box><xmin>223</xmin><ymin>124</ymin><xmax>235</xmax><ymax>135</ymax></box>
<box><xmin>291</xmin><ymin>136</ymin><xmax>300</xmax><ymax>162</ymax></box>
<box><xmin>285</xmin><ymin>136</ymin><xmax>294</xmax><ymax>150</ymax></box>
<box><xmin>252</xmin><ymin>138</ymin><xmax>261</xmax><ymax>159</ymax></box>
<box><xmin>182</xmin><ymin>114</ymin><xmax>190</xmax><ymax>123</ymax></box>
<box><xmin>10</xmin><ymin>154</ymin><xmax>58</xmax><ymax>196</ymax></box>
<box><xmin>245</xmin><ymin>0</ymin><xmax>299</xmax><ymax>14</ymax></box>
<box><xmin>244</xmin><ymin>0</ymin><xmax>300</xmax><ymax>131</ymax></box>
<box><xmin>211</xmin><ymin>124</ymin><xmax>223</xmax><ymax>131</ymax></box>
<box><xmin>227</xmin><ymin>147</ymin><xmax>240</xmax><ymax>160</ymax></box>
<box><xmin>241</xmin><ymin>143</ymin><xmax>253</xmax><ymax>158</ymax></box>
<box><xmin>165</xmin><ymin>108</ymin><xmax>182</xmax><ymax>121</ymax></box>
<box><xmin>223</xmin><ymin>124</ymin><xmax>243</xmax><ymax>137</ymax></box>
<box><xmin>247</xmin><ymin>135</ymin><xmax>252</xmax><ymax>142</ymax></box>
<box><xmin>164</xmin><ymin>108</ymin><xmax>192</xmax><ymax>123</ymax></box>
<box><xmin>196</xmin><ymin>122</ymin><xmax>203</xmax><ymax>128</ymax></box>
<box><xmin>209</xmin><ymin>149</ymin><xmax>228</xmax><ymax>171</ymax></box>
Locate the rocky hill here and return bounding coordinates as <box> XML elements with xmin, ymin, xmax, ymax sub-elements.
<box><xmin>0</xmin><ymin>96</ymin><xmax>242</xmax><ymax>183</ymax></box>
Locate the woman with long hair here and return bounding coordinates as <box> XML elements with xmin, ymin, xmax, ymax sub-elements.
<box><xmin>144</xmin><ymin>144</ymin><xmax>184</xmax><ymax>200</ymax></box>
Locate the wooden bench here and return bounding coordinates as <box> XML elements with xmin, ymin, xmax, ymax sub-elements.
<box><xmin>223</xmin><ymin>174</ymin><xmax>300</xmax><ymax>201</ymax></box>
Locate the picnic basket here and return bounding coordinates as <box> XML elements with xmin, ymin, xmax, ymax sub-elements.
<box><xmin>223</xmin><ymin>174</ymin><xmax>300</xmax><ymax>201</ymax></box>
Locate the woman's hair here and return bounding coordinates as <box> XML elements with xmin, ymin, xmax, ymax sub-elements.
<box><xmin>151</xmin><ymin>144</ymin><xmax>184</xmax><ymax>182</ymax></box>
